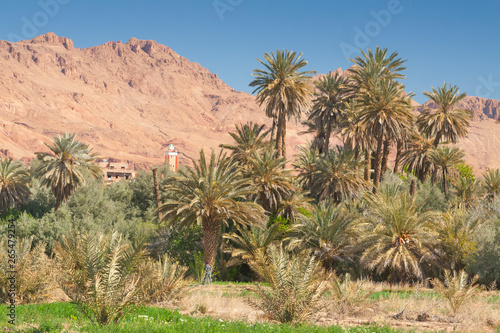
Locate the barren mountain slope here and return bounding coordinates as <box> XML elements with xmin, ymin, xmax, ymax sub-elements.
<box><xmin>0</xmin><ymin>33</ymin><xmax>305</xmax><ymax>168</ymax></box>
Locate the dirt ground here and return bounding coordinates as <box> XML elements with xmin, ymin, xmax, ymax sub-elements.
<box><xmin>167</xmin><ymin>282</ymin><xmax>500</xmax><ymax>333</ymax></box>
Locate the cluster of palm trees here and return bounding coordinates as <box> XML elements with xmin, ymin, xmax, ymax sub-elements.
<box><xmin>158</xmin><ymin>46</ymin><xmax>499</xmax><ymax>283</ymax></box>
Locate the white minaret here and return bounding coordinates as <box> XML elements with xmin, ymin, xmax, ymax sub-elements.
<box><xmin>165</xmin><ymin>144</ymin><xmax>178</xmax><ymax>172</ymax></box>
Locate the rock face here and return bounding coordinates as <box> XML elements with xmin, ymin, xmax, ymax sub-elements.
<box><xmin>0</xmin><ymin>33</ymin><xmax>307</xmax><ymax>168</ymax></box>
<box><xmin>418</xmin><ymin>96</ymin><xmax>500</xmax><ymax>121</ymax></box>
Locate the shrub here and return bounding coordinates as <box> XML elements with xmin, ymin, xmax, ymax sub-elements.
<box><xmin>431</xmin><ymin>269</ymin><xmax>480</xmax><ymax>314</ymax></box>
<box><xmin>330</xmin><ymin>273</ymin><xmax>374</xmax><ymax>315</ymax></box>
<box><xmin>248</xmin><ymin>244</ymin><xmax>332</xmax><ymax>323</ymax></box>
<box><xmin>0</xmin><ymin>236</ymin><xmax>55</xmax><ymax>304</ymax></box>
<box><xmin>138</xmin><ymin>253</ymin><xmax>188</xmax><ymax>303</ymax></box>
<box><xmin>54</xmin><ymin>232</ymin><xmax>150</xmax><ymax>326</ymax></box>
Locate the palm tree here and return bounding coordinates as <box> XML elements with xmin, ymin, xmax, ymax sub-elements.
<box><xmin>454</xmin><ymin>177</ymin><xmax>481</xmax><ymax>208</ymax></box>
<box><xmin>482</xmin><ymin>168</ymin><xmax>500</xmax><ymax>199</ymax></box>
<box><xmin>289</xmin><ymin>202</ymin><xmax>355</xmax><ymax>269</ymax></box>
<box><xmin>355</xmin><ymin>79</ymin><xmax>414</xmax><ymax>193</ymax></box>
<box><xmin>312</xmin><ymin>147</ymin><xmax>368</xmax><ymax>202</ymax></box>
<box><xmin>159</xmin><ymin>150</ymin><xmax>265</xmax><ymax>270</ymax></box>
<box><xmin>358</xmin><ymin>192</ymin><xmax>440</xmax><ymax>282</ymax></box>
<box><xmin>308</xmin><ymin>72</ymin><xmax>348</xmax><ymax>152</ymax></box>
<box><xmin>338</xmin><ymin>102</ymin><xmax>372</xmax><ymax>181</ymax></box>
<box><xmin>0</xmin><ymin>158</ymin><xmax>30</xmax><ymax>214</ymax></box>
<box><xmin>219</xmin><ymin>122</ymin><xmax>271</xmax><ymax>167</ymax></box>
<box><xmin>245</xmin><ymin>149</ymin><xmax>295</xmax><ymax>214</ymax></box>
<box><xmin>429</xmin><ymin>146</ymin><xmax>465</xmax><ymax>196</ymax></box>
<box><xmin>400</xmin><ymin>134</ymin><xmax>435</xmax><ymax>183</ymax></box>
<box><xmin>416</xmin><ymin>83</ymin><xmax>472</xmax><ymax>147</ymax></box>
<box><xmin>35</xmin><ymin>133</ymin><xmax>101</xmax><ymax>210</ymax></box>
<box><xmin>277</xmin><ymin>187</ymin><xmax>313</xmax><ymax>223</ymax></box>
<box><xmin>223</xmin><ymin>222</ymin><xmax>281</xmax><ymax>266</ymax></box>
<box><xmin>250</xmin><ymin>50</ymin><xmax>316</xmax><ymax>158</ymax></box>
<box><xmin>300</xmin><ymin>118</ymin><xmax>327</xmax><ymax>154</ymax></box>
<box><xmin>293</xmin><ymin>144</ymin><xmax>320</xmax><ymax>192</ymax></box>
<box><xmin>347</xmin><ymin>46</ymin><xmax>407</xmax><ymax>97</ymax></box>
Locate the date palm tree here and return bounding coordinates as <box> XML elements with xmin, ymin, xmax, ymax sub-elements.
<box><xmin>400</xmin><ymin>134</ymin><xmax>435</xmax><ymax>183</ymax></box>
<box><xmin>429</xmin><ymin>146</ymin><xmax>465</xmax><ymax>196</ymax></box>
<box><xmin>35</xmin><ymin>133</ymin><xmax>101</xmax><ymax>210</ymax></box>
<box><xmin>250</xmin><ymin>50</ymin><xmax>316</xmax><ymax>158</ymax></box>
<box><xmin>312</xmin><ymin>147</ymin><xmax>368</xmax><ymax>202</ymax></box>
<box><xmin>220</xmin><ymin>122</ymin><xmax>271</xmax><ymax>167</ymax></box>
<box><xmin>293</xmin><ymin>144</ymin><xmax>320</xmax><ymax>193</ymax></box>
<box><xmin>289</xmin><ymin>202</ymin><xmax>355</xmax><ymax>269</ymax></box>
<box><xmin>245</xmin><ymin>149</ymin><xmax>295</xmax><ymax>214</ymax></box>
<box><xmin>358</xmin><ymin>192</ymin><xmax>441</xmax><ymax>282</ymax></box>
<box><xmin>159</xmin><ymin>149</ymin><xmax>265</xmax><ymax>270</ymax></box>
<box><xmin>416</xmin><ymin>83</ymin><xmax>472</xmax><ymax>147</ymax></box>
<box><xmin>356</xmin><ymin>79</ymin><xmax>414</xmax><ymax>193</ymax></box>
<box><xmin>481</xmin><ymin>168</ymin><xmax>500</xmax><ymax>199</ymax></box>
<box><xmin>308</xmin><ymin>72</ymin><xmax>348</xmax><ymax>152</ymax></box>
<box><xmin>0</xmin><ymin>158</ymin><xmax>30</xmax><ymax>214</ymax></box>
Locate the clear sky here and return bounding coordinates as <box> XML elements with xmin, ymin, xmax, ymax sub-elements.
<box><xmin>1</xmin><ymin>0</ymin><xmax>499</xmax><ymax>103</ymax></box>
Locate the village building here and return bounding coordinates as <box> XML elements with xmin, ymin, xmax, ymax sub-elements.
<box><xmin>98</xmin><ymin>160</ymin><xmax>137</xmax><ymax>182</ymax></box>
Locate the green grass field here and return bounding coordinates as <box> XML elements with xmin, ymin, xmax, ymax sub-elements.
<box><xmin>0</xmin><ymin>302</ymin><xmax>413</xmax><ymax>333</ymax></box>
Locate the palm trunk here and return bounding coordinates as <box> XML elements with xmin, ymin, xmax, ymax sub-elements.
<box><xmin>281</xmin><ymin>116</ymin><xmax>287</xmax><ymax>160</ymax></box>
<box><xmin>372</xmin><ymin>136</ymin><xmax>384</xmax><ymax>194</ymax></box>
<box><xmin>364</xmin><ymin>149</ymin><xmax>370</xmax><ymax>181</ymax></box>
<box><xmin>420</xmin><ymin>157</ymin><xmax>430</xmax><ymax>183</ymax></box>
<box><xmin>270</xmin><ymin>116</ymin><xmax>277</xmax><ymax>142</ymax></box>
<box><xmin>442</xmin><ymin>168</ymin><xmax>448</xmax><ymax>196</ymax></box>
<box><xmin>324</xmin><ymin>120</ymin><xmax>332</xmax><ymax>153</ymax></box>
<box><xmin>434</xmin><ymin>132</ymin><xmax>442</xmax><ymax>147</ymax></box>
<box><xmin>393</xmin><ymin>140</ymin><xmax>403</xmax><ymax>173</ymax></box>
<box><xmin>275</xmin><ymin>112</ymin><xmax>284</xmax><ymax>157</ymax></box>
<box><xmin>410</xmin><ymin>178</ymin><xmax>417</xmax><ymax>196</ymax></box>
<box><xmin>381</xmin><ymin>140</ymin><xmax>390</xmax><ymax>176</ymax></box>
<box><xmin>431</xmin><ymin>168</ymin><xmax>438</xmax><ymax>185</ymax></box>
<box><xmin>202</xmin><ymin>217</ymin><xmax>221</xmax><ymax>268</ymax></box>
<box><xmin>152</xmin><ymin>168</ymin><xmax>162</xmax><ymax>222</ymax></box>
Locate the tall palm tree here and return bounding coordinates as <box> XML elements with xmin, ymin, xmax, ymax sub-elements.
<box><xmin>299</xmin><ymin>118</ymin><xmax>327</xmax><ymax>154</ymax></box>
<box><xmin>355</xmin><ymin>79</ymin><xmax>414</xmax><ymax>193</ymax></box>
<box><xmin>416</xmin><ymin>83</ymin><xmax>472</xmax><ymax>147</ymax></box>
<box><xmin>293</xmin><ymin>144</ymin><xmax>320</xmax><ymax>192</ymax></box>
<box><xmin>347</xmin><ymin>46</ymin><xmax>407</xmax><ymax>97</ymax></box>
<box><xmin>358</xmin><ymin>192</ymin><xmax>440</xmax><ymax>282</ymax></box>
<box><xmin>400</xmin><ymin>134</ymin><xmax>435</xmax><ymax>183</ymax></box>
<box><xmin>481</xmin><ymin>168</ymin><xmax>500</xmax><ymax>199</ymax></box>
<box><xmin>159</xmin><ymin>150</ymin><xmax>265</xmax><ymax>270</ymax></box>
<box><xmin>35</xmin><ymin>133</ymin><xmax>101</xmax><ymax>210</ymax></box>
<box><xmin>312</xmin><ymin>147</ymin><xmax>368</xmax><ymax>202</ymax></box>
<box><xmin>250</xmin><ymin>50</ymin><xmax>316</xmax><ymax>158</ymax></box>
<box><xmin>0</xmin><ymin>158</ymin><xmax>30</xmax><ymax>214</ymax></box>
<box><xmin>308</xmin><ymin>72</ymin><xmax>348</xmax><ymax>152</ymax></box>
<box><xmin>220</xmin><ymin>122</ymin><xmax>271</xmax><ymax>167</ymax></box>
<box><xmin>289</xmin><ymin>202</ymin><xmax>355</xmax><ymax>269</ymax></box>
<box><xmin>245</xmin><ymin>149</ymin><xmax>295</xmax><ymax>214</ymax></box>
<box><xmin>454</xmin><ymin>177</ymin><xmax>481</xmax><ymax>208</ymax></box>
<box><xmin>429</xmin><ymin>146</ymin><xmax>465</xmax><ymax>196</ymax></box>
<box><xmin>338</xmin><ymin>102</ymin><xmax>372</xmax><ymax>181</ymax></box>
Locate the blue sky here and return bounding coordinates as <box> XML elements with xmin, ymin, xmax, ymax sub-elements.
<box><xmin>1</xmin><ymin>0</ymin><xmax>499</xmax><ymax>103</ymax></box>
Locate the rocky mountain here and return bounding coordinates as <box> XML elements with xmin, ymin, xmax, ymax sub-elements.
<box><xmin>0</xmin><ymin>33</ymin><xmax>498</xmax><ymax>173</ymax></box>
<box><xmin>0</xmin><ymin>33</ymin><xmax>305</xmax><ymax>168</ymax></box>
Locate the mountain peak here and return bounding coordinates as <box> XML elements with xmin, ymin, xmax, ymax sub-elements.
<box><xmin>26</xmin><ymin>32</ymin><xmax>74</xmax><ymax>50</ymax></box>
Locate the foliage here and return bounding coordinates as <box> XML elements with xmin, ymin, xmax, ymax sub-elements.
<box><xmin>431</xmin><ymin>269</ymin><xmax>480</xmax><ymax>314</ymax></box>
<box><xmin>248</xmin><ymin>244</ymin><xmax>332</xmax><ymax>323</ymax></box>
<box><xmin>312</xmin><ymin>147</ymin><xmax>368</xmax><ymax>202</ymax></box>
<box><xmin>482</xmin><ymin>168</ymin><xmax>500</xmax><ymax>199</ymax></box>
<box><xmin>358</xmin><ymin>192</ymin><xmax>441</xmax><ymax>281</ymax></box>
<box><xmin>54</xmin><ymin>232</ymin><xmax>150</xmax><ymax>326</ymax></box>
<box><xmin>0</xmin><ymin>158</ymin><xmax>31</xmax><ymax>214</ymax></box>
<box><xmin>0</xmin><ymin>236</ymin><xmax>55</xmax><ymax>304</ymax></box>
<box><xmin>454</xmin><ymin>176</ymin><xmax>481</xmax><ymax>207</ymax></box>
<box><xmin>289</xmin><ymin>202</ymin><xmax>355</xmax><ymax>269</ymax></box>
